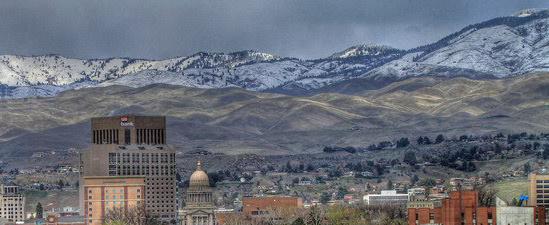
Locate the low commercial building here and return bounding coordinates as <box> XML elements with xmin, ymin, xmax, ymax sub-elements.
<box><xmin>37</xmin><ymin>214</ymin><xmax>86</xmax><ymax>225</ymax></box>
<box><xmin>408</xmin><ymin>188</ymin><xmax>425</xmax><ymax>196</ymax></box>
<box><xmin>82</xmin><ymin>176</ymin><xmax>146</xmax><ymax>225</ymax></box>
<box><xmin>408</xmin><ymin>190</ymin><xmax>496</xmax><ymax>225</ymax></box>
<box><xmin>495</xmin><ymin>197</ymin><xmax>546</xmax><ymax>225</ymax></box>
<box><xmin>364</xmin><ymin>190</ymin><xmax>408</xmax><ymax>206</ymax></box>
<box><xmin>407</xmin><ymin>194</ymin><xmax>440</xmax><ymax>209</ymax></box>
<box><xmin>242</xmin><ymin>196</ymin><xmax>303</xmax><ymax>215</ymax></box>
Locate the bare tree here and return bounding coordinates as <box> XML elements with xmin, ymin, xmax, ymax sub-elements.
<box><xmin>477</xmin><ymin>186</ymin><xmax>496</xmax><ymax>207</ymax></box>
<box><xmin>219</xmin><ymin>213</ymin><xmax>252</xmax><ymax>225</ymax></box>
<box><xmin>103</xmin><ymin>205</ymin><xmax>161</xmax><ymax>225</ymax></box>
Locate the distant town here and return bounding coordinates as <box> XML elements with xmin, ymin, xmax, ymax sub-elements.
<box><xmin>0</xmin><ymin>115</ymin><xmax>548</xmax><ymax>225</ymax></box>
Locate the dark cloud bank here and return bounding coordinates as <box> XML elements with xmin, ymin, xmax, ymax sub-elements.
<box><xmin>0</xmin><ymin>0</ymin><xmax>547</xmax><ymax>59</ymax></box>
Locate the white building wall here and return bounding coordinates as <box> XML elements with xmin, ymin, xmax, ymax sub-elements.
<box><xmin>496</xmin><ymin>206</ymin><xmax>534</xmax><ymax>225</ymax></box>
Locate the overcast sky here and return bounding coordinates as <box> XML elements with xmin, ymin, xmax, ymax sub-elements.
<box><xmin>0</xmin><ymin>0</ymin><xmax>547</xmax><ymax>59</ymax></box>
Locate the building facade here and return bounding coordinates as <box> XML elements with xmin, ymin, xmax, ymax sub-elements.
<box><xmin>242</xmin><ymin>196</ymin><xmax>302</xmax><ymax>221</ymax></box>
<box><xmin>364</xmin><ymin>190</ymin><xmax>408</xmax><ymax>206</ymax></box>
<box><xmin>179</xmin><ymin>161</ymin><xmax>216</xmax><ymax>225</ymax></box>
<box><xmin>80</xmin><ymin>115</ymin><xmax>177</xmax><ymax>221</ymax></box>
<box><xmin>408</xmin><ymin>190</ymin><xmax>496</xmax><ymax>225</ymax></box>
<box><xmin>82</xmin><ymin>176</ymin><xmax>146</xmax><ymax>225</ymax></box>
<box><xmin>0</xmin><ymin>182</ymin><xmax>25</xmax><ymax>223</ymax></box>
<box><xmin>529</xmin><ymin>172</ymin><xmax>549</xmax><ymax>207</ymax></box>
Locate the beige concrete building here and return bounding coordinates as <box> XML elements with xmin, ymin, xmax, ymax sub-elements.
<box><xmin>80</xmin><ymin>115</ymin><xmax>177</xmax><ymax>222</ymax></box>
<box><xmin>179</xmin><ymin>161</ymin><xmax>215</xmax><ymax>225</ymax></box>
<box><xmin>82</xmin><ymin>176</ymin><xmax>146</xmax><ymax>225</ymax></box>
<box><xmin>0</xmin><ymin>182</ymin><xmax>25</xmax><ymax>223</ymax></box>
<box><xmin>496</xmin><ymin>197</ymin><xmax>537</xmax><ymax>225</ymax></box>
<box><xmin>528</xmin><ymin>171</ymin><xmax>549</xmax><ymax>207</ymax></box>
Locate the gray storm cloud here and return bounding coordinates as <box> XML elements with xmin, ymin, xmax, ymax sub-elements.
<box><xmin>0</xmin><ymin>0</ymin><xmax>547</xmax><ymax>59</ymax></box>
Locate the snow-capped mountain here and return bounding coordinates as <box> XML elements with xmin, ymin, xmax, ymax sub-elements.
<box><xmin>2</xmin><ymin>9</ymin><xmax>549</xmax><ymax>98</ymax></box>
<box><xmin>365</xmin><ymin>9</ymin><xmax>549</xmax><ymax>79</ymax></box>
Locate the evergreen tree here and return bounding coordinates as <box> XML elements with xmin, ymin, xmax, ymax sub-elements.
<box><xmin>410</xmin><ymin>175</ymin><xmax>419</xmax><ymax>185</ymax></box>
<box><xmin>524</xmin><ymin>163</ymin><xmax>531</xmax><ymax>175</ymax></box>
<box><xmin>435</xmin><ymin>134</ymin><xmax>445</xmax><ymax>143</ymax></box>
<box><xmin>543</xmin><ymin>144</ymin><xmax>549</xmax><ymax>160</ymax></box>
<box><xmin>320</xmin><ymin>192</ymin><xmax>331</xmax><ymax>204</ymax></box>
<box><xmin>58</xmin><ymin>180</ymin><xmax>65</xmax><ymax>188</ymax></box>
<box><xmin>417</xmin><ymin>137</ymin><xmax>424</xmax><ymax>145</ymax></box>
<box><xmin>36</xmin><ymin>202</ymin><xmax>43</xmax><ymax>219</ymax></box>
<box><xmin>285</xmin><ymin>161</ymin><xmax>293</xmax><ymax>172</ymax></box>
<box><xmin>423</xmin><ymin>137</ymin><xmax>432</xmax><ymax>145</ymax></box>
<box><xmin>511</xmin><ymin>198</ymin><xmax>518</xmax><ymax>206</ymax></box>
<box><xmin>397</xmin><ymin>138</ymin><xmax>410</xmax><ymax>148</ymax></box>
<box><xmin>403</xmin><ymin>151</ymin><xmax>417</xmax><ymax>166</ymax></box>
<box><xmin>387</xmin><ymin>180</ymin><xmax>393</xmax><ymax>190</ymax></box>
<box><xmin>534</xmin><ymin>142</ymin><xmax>541</xmax><ymax>150</ymax></box>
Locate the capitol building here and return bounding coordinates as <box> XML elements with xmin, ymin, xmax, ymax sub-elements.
<box><xmin>179</xmin><ymin>161</ymin><xmax>216</xmax><ymax>225</ymax></box>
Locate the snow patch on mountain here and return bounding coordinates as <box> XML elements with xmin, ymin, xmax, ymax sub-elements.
<box><xmin>2</xmin><ymin>9</ymin><xmax>549</xmax><ymax>98</ymax></box>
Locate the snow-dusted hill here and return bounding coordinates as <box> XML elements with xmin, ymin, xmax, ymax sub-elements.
<box><xmin>365</xmin><ymin>9</ymin><xmax>549</xmax><ymax>80</ymax></box>
<box><xmin>0</xmin><ymin>45</ymin><xmax>402</xmax><ymax>97</ymax></box>
<box><xmin>2</xmin><ymin>9</ymin><xmax>549</xmax><ymax>98</ymax></box>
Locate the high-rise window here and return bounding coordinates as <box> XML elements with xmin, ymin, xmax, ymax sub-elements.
<box><xmin>125</xmin><ymin>129</ymin><xmax>131</xmax><ymax>144</ymax></box>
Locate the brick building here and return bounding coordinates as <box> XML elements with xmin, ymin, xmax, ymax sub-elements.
<box><xmin>82</xmin><ymin>176</ymin><xmax>146</xmax><ymax>225</ymax></box>
<box><xmin>408</xmin><ymin>190</ymin><xmax>496</xmax><ymax>225</ymax></box>
<box><xmin>242</xmin><ymin>196</ymin><xmax>303</xmax><ymax>216</ymax></box>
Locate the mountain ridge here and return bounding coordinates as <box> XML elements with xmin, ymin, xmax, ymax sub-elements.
<box><xmin>1</xmin><ymin>9</ymin><xmax>549</xmax><ymax>98</ymax></box>
<box><xmin>0</xmin><ymin>73</ymin><xmax>548</xmax><ymax>157</ymax></box>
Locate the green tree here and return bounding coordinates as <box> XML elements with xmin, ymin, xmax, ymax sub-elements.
<box><xmin>524</xmin><ymin>163</ymin><xmax>531</xmax><ymax>175</ymax></box>
<box><xmin>387</xmin><ymin>180</ymin><xmax>394</xmax><ymax>190</ymax></box>
<box><xmin>417</xmin><ymin>137</ymin><xmax>424</xmax><ymax>145</ymax></box>
<box><xmin>534</xmin><ymin>142</ymin><xmax>541</xmax><ymax>150</ymax></box>
<box><xmin>511</xmin><ymin>197</ymin><xmax>518</xmax><ymax>206</ymax></box>
<box><xmin>410</xmin><ymin>175</ymin><xmax>419</xmax><ymax>185</ymax></box>
<box><xmin>403</xmin><ymin>151</ymin><xmax>417</xmax><ymax>166</ymax></box>
<box><xmin>423</xmin><ymin>137</ymin><xmax>432</xmax><ymax>145</ymax></box>
<box><xmin>543</xmin><ymin>144</ymin><xmax>549</xmax><ymax>159</ymax></box>
<box><xmin>320</xmin><ymin>192</ymin><xmax>331</xmax><ymax>204</ymax></box>
<box><xmin>397</xmin><ymin>138</ymin><xmax>410</xmax><ymax>148</ymax></box>
<box><xmin>435</xmin><ymin>134</ymin><xmax>445</xmax><ymax>143</ymax></box>
<box><xmin>336</xmin><ymin>186</ymin><xmax>348</xmax><ymax>199</ymax></box>
<box><xmin>58</xmin><ymin>180</ymin><xmax>65</xmax><ymax>188</ymax></box>
<box><xmin>36</xmin><ymin>202</ymin><xmax>43</xmax><ymax>219</ymax></box>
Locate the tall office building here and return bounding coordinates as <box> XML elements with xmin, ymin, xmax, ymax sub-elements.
<box><xmin>529</xmin><ymin>171</ymin><xmax>549</xmax><ymax>207</ymax></box>
<box><xmin>0</xmin><ymin>182</ymin><xmax>25</xmax><ymax>223</ymax></box>
<box><xmin>80</xmin><ymin>115</ymin><xmax>177</xmax><ymax>222</ymax></box>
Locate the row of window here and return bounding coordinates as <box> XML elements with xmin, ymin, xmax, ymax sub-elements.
<box><xmin>536</xmin><ymin>180</ymin><xmax>549</xmax><ymax>183</ymax></box>
<box><xmin>0</xmin><ymin>210</ymin><xmax>23</xmax><ymax>214</ymax></box>
<box><xmin>136</xmin><ymin>129</ymin><xmax>166</xmax><ymax>145</ymax></box>
<box><xmin>93</xmin><ymin>128</ymin><xmax>166</xmax><ymax>145</ymax></box>
<box><xmin>108</xmin><ymin>153</ymin><xmax>175</xmax><ymax>164</ymax></box>
<box><xmin>108</xmin><ymin>165</ymin><xmax>176</xmax><ymax>176</ymax></box>
<box><xmin>93</xmin><ymin>129</ymin><xmax>120</xmax><ymax>144</ymax></box>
